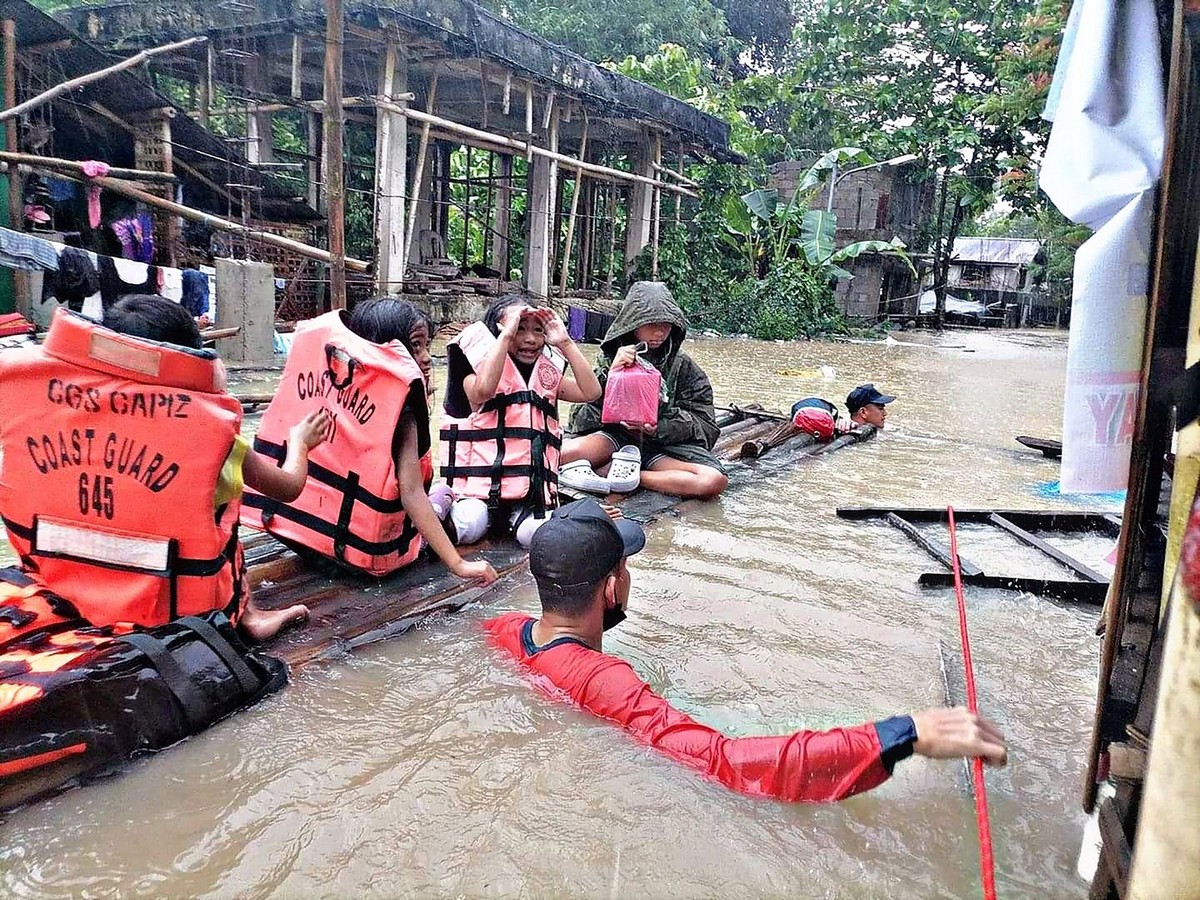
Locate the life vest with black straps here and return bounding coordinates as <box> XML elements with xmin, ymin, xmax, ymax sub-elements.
<box><xmin>0</xmin><ymin>309</ymin><xmax>244</xmax><ymax>628</ymax></box>
<box><xmin>0</xmin><ymin>566</ymin><xmax>286</xmax><ymax>812</ymax></box>
<box><xmin>439</xmin><ymin>321</ymin><xmax>565</xmax><ymax>512</ymax></box>
<box><xmin>240</xmin><ymin>311</ymin><xmax>428</xmax><ymax>576</ymax></box>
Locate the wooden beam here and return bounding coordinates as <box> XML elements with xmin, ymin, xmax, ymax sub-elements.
<box><xmin>988</xmin><ymin>513</ymin><xmax>1108</xmax><ymax>583</ymax></box>
<box><xmin>884</xmin><ymin>512</ymin><xmax>984</xmax><ymax>576</ymax></box>
<box><xmin>490</xmin><ymin>152</ymin><xmax>512</xmax><ymax>276</ymax></box>
<box><xmin>91</xmin><ymin>173</ymin><xmax>367</xmax><ymax>270</ymax></box>
<box><xmin>917</xmin><ymin>572</ymin><xmax>1108</xmax><ymax>604</ymax></box>
<box><xmin>0</xmin><ymin>36</ymin><xmax>207</xmax><ymax>124</ymax></box>
<box><xmin>374</xmin><ymin>99</ymin><xmax>696</xmax><ymax>198</ymax></box>
<box><xmin>3</xmin><ymin>19</ymin><xmax>18</xmax><ymax>232</ymax></box>
<box><xmin>323</xmin><ymin>0</ymin><xmax>346</xmax><ymax>308</ymax></box>
<box><xmin>198</xmin><ymin>40</ymin><xmax>212</xmax><ymax>128</ymax></box>
<box><xmin>650</xmin><ymin>132</ymin><xmax>662</xmax><ymax>277</ymax></box>
<box><xmin>375</xmin><ymin>39</ymin><xmax>407</xmax><ymax>292</ymax></box>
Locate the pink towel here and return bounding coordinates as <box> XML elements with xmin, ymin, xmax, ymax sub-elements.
<box><xmin>80</xmin><ymin>161</ymin><xmax>111</xmax><ymax>229</ymax></box>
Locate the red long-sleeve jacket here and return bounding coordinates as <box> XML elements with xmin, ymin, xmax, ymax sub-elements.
<box><xmin>485</xmin><ymin>613</ymin><xmax>917</xmax><ymax>803</ymax></box>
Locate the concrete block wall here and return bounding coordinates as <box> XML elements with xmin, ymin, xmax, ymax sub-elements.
<box><xmin>215</xmin><ymin>259</ymin><xmax>275</xmax><ymax>366</ymax></box>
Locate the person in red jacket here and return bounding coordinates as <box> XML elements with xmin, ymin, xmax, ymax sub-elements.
<box><xmin>486</xmin><ymin>499</ymin><xmax>1008</xmax><ymax>803</ymax></box>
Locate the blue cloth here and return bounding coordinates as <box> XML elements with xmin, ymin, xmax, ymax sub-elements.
<box><xmin>567</xmin><ymin>306</ymin><xmax>587</xmax><ymax>341</ymax></box>
<box><xmin>874</xmin><ymin>715</ymin><xmax>918</xmax><ymax>773</ymax></box>
<box><xmin>181</xmin><ymin>269</ymin><xmax>210</xmax><ymax>317</ymax></box>
<box><xmin>0</xmin><ymin>227</ymin><xmax>59</xmax><ymax>271</ymax></box>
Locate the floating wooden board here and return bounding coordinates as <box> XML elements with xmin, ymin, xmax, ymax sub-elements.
<box><xmin>837</xmin><ymin>506</ymin><xmax>1121</xmax><ymax>536</ymax></box>
<box><xmin>1016</xmin><ymin>435</ymin><xmax>1063</xmax><ymax>458</ymax></box>
<box><xmin>917</xmin><ymin>572</ymin><xmax>1108</xmax><ymax>604</ymax></box>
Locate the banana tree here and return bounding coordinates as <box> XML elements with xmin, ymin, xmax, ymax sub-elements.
<box><xmin>722</xmin><ymin>146</ymin><xmax>914</xmax><ymax>281</ymax></box>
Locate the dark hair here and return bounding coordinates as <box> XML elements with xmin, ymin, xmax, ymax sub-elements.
<box><xmin>482</xmin><ymin>293</ymin><xmax>537</xmax><ymax>336</ymax></box>
<box><xmin>104</xmin><ymin>295</ymin><xmax>203</xmax><ymax>350</ymax></box>
<box><xmin>348</xmin><ymin>297</ymin><xmax>429</xmax><ymax>352</ymax></box>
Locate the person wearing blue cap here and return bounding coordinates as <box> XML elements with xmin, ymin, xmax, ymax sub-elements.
<box><xmin>486</xmin><ymin>498</ymin><xmax>1007</xmax><ymax>804</ymax></box>
<box><xmin>846</xmin><ymin>383</ymin><xmax>896</xmax><ymax>430</ymax></box>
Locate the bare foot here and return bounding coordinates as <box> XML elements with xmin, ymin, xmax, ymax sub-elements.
<box><xmin>240</xmin><ymin>602</ymin><xmax>309</xmax><ymax>642</ymax></box>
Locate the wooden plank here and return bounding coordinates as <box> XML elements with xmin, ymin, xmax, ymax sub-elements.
<box><xmin>1016</xmin><ymin>435</ymin><xmax>1063</xmax><ymax>458</ymax></box>
<box><xmin>1097</xmin><ymin>796</ymin><xmax>1132</xmax><ymax>898</ymax></box>
<box><xmin>917</xmin><ymin>572</ymin><xmax>1108</xmax><ymax>604</ymax></box>
<box><xmin>988</xmin><ymin>513</ymin><xmax>1109</xmax><ymax>583</ymax></box>
<box><xmin>838</xmin><ymin>506</ymin><xmax>1122</xmax><ymax>534</ymax></box>
<box><xmin>884</xmin><ymin>512</ymin><xmax>985</xmax><ymax>577</ymax></box>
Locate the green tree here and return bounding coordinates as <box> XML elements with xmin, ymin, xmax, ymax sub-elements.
<box><xmin>782</xmin><ymin>0</ymin><xmax>1064</xmax><ymax>323</ymax></box>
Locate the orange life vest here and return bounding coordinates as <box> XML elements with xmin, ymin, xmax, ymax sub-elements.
<box><xmin>438</xmin><ymin>321</ymin><xmax>565</xmax><ymax>512</ymax></box>
<box><xmin>0</xmin><ymin>566</ymin><xmax>285</xmax><ymax>810</ymax></box>
<box><xmin>240</xmin><ymin>311</ymin><xmax>428</xmax><ymax>576</ymax></box>
<box><xmin>0</xmin><ymin>309</ymin><xmax>244</xmax><ymax>628</ymax></box>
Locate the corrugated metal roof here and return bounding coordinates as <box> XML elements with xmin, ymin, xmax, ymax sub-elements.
<box><xmin>952</xmin><ymin>237</ymin><xmax>1042</xmax><ymax>265</ymax></box>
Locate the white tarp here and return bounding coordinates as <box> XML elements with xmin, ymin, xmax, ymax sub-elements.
<box><xmin>917</xmin><ymin>289</ymin><xmax>987</xmax><ymax>317</ymax></box>
<box><xmin>1039</xmin><ymin>0</ymin><xmax>1165</xmax><ymax>494</ymax></box>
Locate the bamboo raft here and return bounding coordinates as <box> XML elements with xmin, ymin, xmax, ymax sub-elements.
<box><xmin>253</xmin><ymin>405</ymin><xmax>875</xmax><ymax>667</ymax></box>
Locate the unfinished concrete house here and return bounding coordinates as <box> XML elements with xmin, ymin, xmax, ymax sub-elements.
<box><xmin>47</xmin><ymin>0</ymin><xmax>734</xmax><ymax>323</ymax></box>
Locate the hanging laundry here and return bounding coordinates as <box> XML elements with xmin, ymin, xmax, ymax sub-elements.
<box><xmin>181</xmin><ymin>268</ymin><xmax>210</xmax><ymax>318</ymax></box>
<box><xmin>161</xmin><ymin>266</ymin><xmax>183</xmax><ymax>302</ymax></box>
<box><xmin>0</xmin><ymin>227</ymin><xmax>58</xmax><ymax>271</ymax></box>
<box><xmin>109</xmin><ymin>214</ymin><xmax>155</xmax><ymax>263</ymax></box>
<box><xmin>41</xmin><ymin>246</ymin><xmax>100</xmax><ymax>313</ymax></box>
<box><xmin>78</xmin><ymin>161</ymin><xmax>111</xmax><ymax>229</ymax></box>
<box><xmin>97</xmin><ymin>255</ymin><xmax>155</xmax><ymax>310</ymax></box>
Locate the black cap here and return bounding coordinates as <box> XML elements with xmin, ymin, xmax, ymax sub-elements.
<box><xmin>846</xmin><ymin>383</ymin><xmax>896</xmax><ymax>415</ymax></box>
<box><xmin>529</xmin><ymin>499</ymin><xmax>645</xmax><ymax>596</ymax></box>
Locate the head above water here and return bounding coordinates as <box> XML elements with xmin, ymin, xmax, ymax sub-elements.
<box><xmin>529</xmin><ymin>499</ymin><xmax>645</xmax><ymax>623</ymax></box>
<box><xmin>348</xmin><ymin>297</ymin><xmax>434</xmax><ymax>378</ymax></box>
<box><xmin>483</xmin><ymin>293</ymin><xmax>547</xmax><ymax>366</ymax></box>
<box><xmin>104</xmin><ymin>295</ymin><xmax>203</xmax><ymax>350</ymax></box>
<box><xmin>846</xmin><ymin>383</ymin><xmax>896</xmax><ymax>429</ymax></box>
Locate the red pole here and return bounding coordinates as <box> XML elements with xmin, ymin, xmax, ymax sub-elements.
<box><xmin>947</xmin><ymin>506</ymin><xmax>998</xmax><ymax>900</ymax></box>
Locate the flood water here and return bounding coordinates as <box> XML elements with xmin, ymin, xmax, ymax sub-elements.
<box><xmin>1</xmin><ymin>329</ymin><xmax>1114</xmax><ymax>899</ymax></box>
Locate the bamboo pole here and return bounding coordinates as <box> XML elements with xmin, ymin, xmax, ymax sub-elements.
<box><xmin>557</xmin><ymin>114</ymin><xmax>588</xmax><ymax>297</ymax></box>
<box><xmin>0</xmin><ymin>150</ymin><xmax>175</xmax><ymax>183</ymax></box>
<box><xmin>651</xmin><ymin>133</ymin><xmax>662</xmax><ymax>277</ymax></box>
<box><xmin>674</xmin><ymin>147</ymin><xmax>684</xmax><ymax>225</ymax></box>
<box><xmin>3</xmin><ymin>19</ymin><xmax>17</xmax><ymax>232</ymax></box>
<box><xmin>323</xmin><ymin>0</ymin><xmax>346</xmax><ymax>309</ymax></box>
<box><xmin>61</xmin><ymin>172</ymin><xmax>370</xmax><ymax>270</ymax></box>
<box><xmin>197</xmin><ymin>41</ymin><xmax>212</xmax><ymax>128</ymax></box>
<box><xmin>374</xmin><ymin>99</ymin><xmax>696</xmax><ymax>199</ymax></box>
<box><xmin>0</xmin><ymin>36</ymin><xmax>207</xmax><ymax>124</ymax></box>
<box><xmin>653</xmin><ymin>159</ymin><xmax>699</xmax><ymax>189</ymax></box>
<box><xmin>402</xmin><ymin>68</ymin><xmax>439</xmax><ymax>269</ymax></box>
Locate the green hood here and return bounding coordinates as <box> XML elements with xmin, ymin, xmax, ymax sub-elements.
<box><xmin>599</xmin><ymin>281</ymin><xmax>688</xmax><ymax>361</ymax></box>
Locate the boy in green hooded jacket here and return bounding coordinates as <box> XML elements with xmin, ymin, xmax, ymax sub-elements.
<box><xmin>560</xmin><ymin>282</ymin><xmax>728</xmax><ymax>499</ymax></box>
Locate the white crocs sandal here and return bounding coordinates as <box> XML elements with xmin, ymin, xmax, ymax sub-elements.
<box><xmin>558</xmin><ymin>459</ymin><xmax>612</xmax><ymax>495</ymax></box>
<box><xmin>606</xmin><ymin>445</ymin><xmax>642</xmax><ymax>494</ymax></box>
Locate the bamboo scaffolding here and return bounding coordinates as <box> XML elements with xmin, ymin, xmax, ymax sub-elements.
<box><xmin>55</xmin><ymin>171</ymin><xmax>370</xmax><ymax>270</ymax></box>
<box><xmin>402</xmin><ymin>68</ymin><xmax>439</xmax><ymax>270</ymax></box>
<box><xmin>557</xmin><ymin>114</ymin><xmax>588</xmax><ymax>297</ymax></box>
<box><xmin>323</xmin><ymin>0</ymin><xmax>346</xmax><ymax>308</ymax></box>
<box><xmin>0</xmin><ymin>150</ymin><xmax>175</xmax><ymax>183</ymax></box>
<box><xmin>373</xmin><ymin>99</ymin><xmax>697</xmax><ymax>199</ymax></box>
<box><xmin>0</xmin><ymin>36</ymin><xmax>207</xmax><ymax>124</ymax></box>
<box><xmin>653</xmin><ymin>159</ymin><xmax>699</xmax><ymax>188</ymax></box>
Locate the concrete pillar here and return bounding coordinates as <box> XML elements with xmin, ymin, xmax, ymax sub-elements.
<box><xmin>490</xmin><ymin>153</ymin><xmax>513</xmax><ymax>278</ymax></box>
<box><xmin>411</xmin><ymin>149</ymin><xmax>434</xmax><ymax>265</ymax></box>
<box><xmin>623</xmin><ymin>131</ymin><xmax>654</xmax><ymax>272</ymax></box>
<box><xmin>244</xmin><ymin>53</ymin><xmax>274</xmax><ymax>166</ymax></box>
<box><xmin>216</xmin><ymin>259</ymin><xmax>275</xmax><ymax>365</ymax></box>
<box><xmin>525</xmin><ymin>111</ymin><xmax>558</xmax><ymax>297</ymax></box>
<box><xmin>374</xmin><ymin>40</ymin><xmax>407</xmax><ymax>293</ymax></box>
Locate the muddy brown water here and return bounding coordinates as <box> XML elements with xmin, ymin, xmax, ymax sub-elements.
<box><xmin>1</xmin><ymin>329</ymin><xmax>1113</xmax><ymax>898</ymax></box>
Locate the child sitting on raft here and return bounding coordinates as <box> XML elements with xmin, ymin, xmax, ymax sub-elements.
<box><xmin>241</xmin><ymin>297</ymin><xmax>497</xmax><ymax>585</ymax></box>
<box><xmin>560</xmin><ymin>282</ymin><xmax>728</xmax><ymax>500</ymax></box>
<box><xmin>439</xmin><ymin>294</ymin><xmax>602</xmax><ymax>548</ymax></box>
<box><xmin>107</xmin><ymin>296</ymin><xmax>330</xmax><ymax>641</ymax></box>
<box><xmin>0</xmin><ymin>295</ymin><xmax>325</xmax><ymax>642</ymax></box>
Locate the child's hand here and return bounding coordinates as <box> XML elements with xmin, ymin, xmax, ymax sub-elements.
<box><xmin>453</xmin><ymin>558</ymin><xmax>498</xmax><ymax>585</ymax></box>
<box><xmin>611</xmin><ymin>345</ymin><xmax>638</xmax><ymax>369</ymax></box>
<box><xmin>535</xmin><ymin>308</ymin><xmax>570</xmax><ymax>347</ymax></box>
<box><xmin>291</xmin><ymin>408</ymin><xmax>333</xmax><ymax>450</ymax></box>
<box><xmin>498</xmin><ymin>305</ymin><xmax>526</xmax><ymax>340</ymax></box>
<box><xmin>621</xmin><ymin>420</ymin><xmax>656</xmax><ymax>435</ymax></box>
